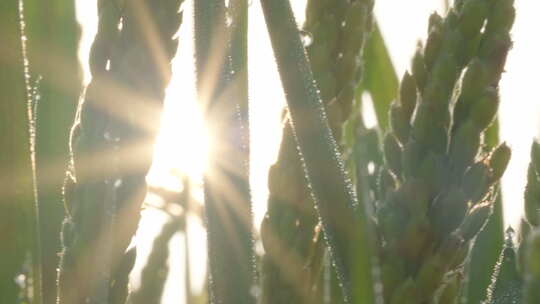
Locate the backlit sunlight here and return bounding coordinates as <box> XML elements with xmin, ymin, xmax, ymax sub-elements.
<box><xmin>73</xmin><ymin>0</ymin><xmax>540</xmax><ymax>303</ymax></box>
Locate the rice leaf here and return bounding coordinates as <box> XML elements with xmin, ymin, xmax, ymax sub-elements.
<box><xmin>260</xmin><ymin>0</ymin><xmax>378</xmax><ymax>302</ymax></box>
<box><xmin>194</xmin><ymin>0</ymin><xmax>255</xmax><ymax>302</ymax></box>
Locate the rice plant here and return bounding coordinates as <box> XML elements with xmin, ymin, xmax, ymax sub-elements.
<box><xmin>57</xmin><ymin>0</ymin><xmax>183</xmax><ymax>302</ymax></box>
<box><xmin>261</xmin><ymin>0</ymin><xmax>374</xmax><ymax>302</ymax></box>
<box><xmin>4</xmin><ymin>0</ymin><xmax>540</xmax><ymax>303</ymax></box>
<box><xmin>23</xmin><ymin>1</ymin><xmax>81</xmax><ymax>302</ymax></box>
<box><xmin>1</xmin><ymin>1</ymin><xmax>40</xmax><ymax>302</ymax></box>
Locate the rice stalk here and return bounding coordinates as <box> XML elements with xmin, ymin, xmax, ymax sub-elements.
<box><xmin>0</xmin><ymin>0</ymin><xmax>42</xmax><ymax>302</ymax></box>
<box><xmin>194</xmin><ymin>0</ymin><xmax>255</xmax><ymax>303</ymax></box>
<box><xmin>130</xmin><ymin>219</ymin><xmax>181</xmax><ymax>304</ymax></box>
<box><xmin>260</xmin><ymin>0</ymin><xmax>379</xmax><ymax>302</ymax></box>
<box><xmin>523</xmin><ymin>141</ymin><xmax>540</xmax><ymax>230</ymax></box>
<box><xmin>130</xmin><ymin>179</ymin><xmax>191</xmax><ymax>303</ymax></box>
<box><xmin>22</xmin><ymin>1</ymin><xmax>82</xmax><ymax>302</ymax></box>
<box><xmin>261</xmin><ymin>0</ymin><xmax>375</xmax><ymax>302</ymax></box>
<box><xmin>342</xmin><ymin>24</ymin><xmax>395</xmax><ymax>271</ymax></box>
<box><xmin>462</xmin><ymin>74</ymin><xmax>504</xmax><ymax>304</ymax></box>
<box><xmin>508</xmin><ymin>141</ymin><xmax>540</xmax><ymax>303</ymax></box>
<box><xmin>354</xmin><ymin>21</ymin><xmax>398</xmax><ymax>133</ymax></box>
<box><xmin>376</xmin><ymin>0</ymin><xmax>515</xmax><ymax>302</ymax></box>
<box><xmin>465</xmin><ymin>175</ymin><xmax>504</xmax><ymax>304</ymax></box>
<box><xmin>523</xmin><ymin>228</ymin><xmax>540</xmax><ymax>303</ymax></box>
<box><xmin>485</xmin><ymin>230</ymin><xmax>523</xmax><ymax>304</ymax></box>
<box><xmin>57</xmin><ymin>0</ymin><xmax>183</xmax><ymax>303</ymax></box>
<box><xmin>484</xmin><ymin>139</ymin><xmax>540</xmax><ymax>303</ymax></box>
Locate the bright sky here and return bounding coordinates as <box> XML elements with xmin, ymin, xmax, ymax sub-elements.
<box><xmin>75</xmin><ymin>1</ymin><xmax>540</xmax><ymax>303</ymax></box>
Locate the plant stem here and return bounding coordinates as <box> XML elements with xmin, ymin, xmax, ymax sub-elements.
<box><xmin>194</xmin><ymin>0</ymin><xmax>255</xmax><ymax>303</ymax></box>
<box><xmin>260</xmin><ymin>0</ymin><xmax>377</xmax><ymax>302</ymax></box>
<box><xmin>57</xmin><ymin>0</ymin><xmax>183</xmax><ymax>302</ymax></box>
<box><xmin>0</xmin><ymin>0</ymin><xmax>42</xmax><ymax>303</ymax></box>
<box><xmin>22</xmin><ymin>0</ymin><xmax>81</xmax><ymax>302</ymax></box>
<box><xmin>131</xmin><ymin>220</ymin><xmax>180</xmax><ymax>304</ymax></box>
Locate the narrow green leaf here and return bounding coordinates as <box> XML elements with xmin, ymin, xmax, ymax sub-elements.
<box><xmin>524</xmin><ymin>229</ymin><xmax>540</xmax><ymax>304</ymax></box>
<box><xmin>194</xmin><ymin>0</ymin><xmax>255</xmax><ymax>303</ymax></box>
<box><xmin>485</xmin><ymin>232</ymin><xmax>523</xmax><ymax>304</ymax></box>
<box><xmin>462</xmin><ymin>96</ymin><xmax>508</xmax><ymax>304</ymax></box>
<box><xmin>0</xmin><ymin>0</ymin><xmax>41</xmax><ymax>302</ymax></box>
<box><xmin>23</xmin><ymin>1</ymin><xmax>81</xmax><ymax>302</ymax></box>
<box><xmin>465</xmin><ymin>196</ymin><xmax>504</xmax><ymax>304</ymax></box>
<box><xmin>130</xmin><ymin>220</ymin><xmax>181</xmax><ymax>304</ymax></box>
<box><xmin>260</xmin><ymin>0</ymin><xmax>378</xmax><ymax>302</ymax></box>
<box><xmin>359</xmin><ymin>21</ymin><xmax>399</xmax><ymax>132</ymax></box>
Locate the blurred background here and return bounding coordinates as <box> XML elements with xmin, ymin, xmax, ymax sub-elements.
<box><xmin>73</xmin><ymin>0</ymin><xmax>540</xmax><ymax>303</ymax></box>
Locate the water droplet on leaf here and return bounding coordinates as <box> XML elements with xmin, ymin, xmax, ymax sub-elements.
<box><xmin>300</xmin><ymin>30</ymin><xmax>313</xmax><ymax>47</ymax></box>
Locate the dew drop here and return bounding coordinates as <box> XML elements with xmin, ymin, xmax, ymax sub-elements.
<box><xmin>250</xmin><ymin>285</ymin><xmax>261</xmax><ymax>298</ymax></box>
<box><xmin>300</xmin><ymin>30</ymin><xmax>313</xmax><ymax>47</ymax></box>
<box><xmin>368</xmin><ymin>162</ymin><xmax>375</xmax><ymax>174</ymax></box>
<box><xmin>117</xmin><ymin>18</ymin><xmax>124</xmax><ymax>31</ymax></box>
<box><xmin>15</xmin><ymin>274</ymin><xmax>26</xmax><ymax>288</ymax></box>
<box><xmin>114</xmin><ymin>179</ymin><xmax>123</xmax><ymax>188</ymax></box>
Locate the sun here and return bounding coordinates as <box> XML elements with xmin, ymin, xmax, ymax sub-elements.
<box><xmin>145</xmin><ymin>7</ymin><xmax>209</xmax><ymax>191</ymax></box>
<box><xmin>146</xmin><ymin>81</ymin><xmax>210</xmax><ymax>190</ymax></box>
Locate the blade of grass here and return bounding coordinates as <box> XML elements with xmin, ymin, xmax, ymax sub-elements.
<box><xmin>343</xmin><ymin>21</ymin><xmax>396</xmax><ymax>233</ymax></box>
<box><xmin>229</xmin><ymin>0</ymin><xmax>249</xmax><ymax>126</ymax></box>
<box><xmin>261</xmin><ymin>1</ymin><xmax>376</xmax><ymax>303</ymax></box>
<box><xmin>346</xmin><ymin>17</ymin><xmax>397</xmax><ymax>223</ymax></box>
<box><xmin>193</xmin><ymin>0</ymin><xmax>255</xmax><ymax>303</ymax></box>
<box><xmin>359</xmin><ymin>21</ymin><xmax>398</xmax><ymax>132</ymax></box>
<box><xmin>463</xmin><ymin>122</ymin><xmax>504</xmax><ymax>304</ymax></box>
<box><xmin>23</xmin><ymin>1</ymin><xmax>81</xmax><ymax>302</ymax></box>
<box><xmin>0</xmin><ymin>0</ymin><xmax>41</xmax><ymax>302</ymax></box>
<box><xmin>130</xmin><ymin>219</ymin><xmax>181</xmax><ymax>304</ymax></box>
<box><xmin>229</xmin><ymin>0</ymin><xmax>256</xmax><ymax>298</ymax></box>
<box><xmin>484</xmin><ymin>232</ymin><xmax>523</xmax><ymax>303</ymax></box>
<box><xmin>260</xmin><ymin>0</ymin><xmax>378</xmax><ymax>302</ymax></box>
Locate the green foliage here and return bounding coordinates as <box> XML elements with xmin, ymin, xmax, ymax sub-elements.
<box><xmin>261</xmin><ymin>0</ymin><xmax>379</xmax><ymax>302</ymax></box>
<box><xmin>194</xmin><ymin>0</ymin><xmax>255</xmax><ymax>303</ymax></box>
<box><xmin>358</xmin><ymin>21</ymin><xmax>399</xmax><ymax>132</ymax></box>
<box><xmin>523</xmin><ymin>229</ymin><xmax>540</xmax><ymax>303</ymax></box>
<box><xmin>3</xmin><ymin>0</ymin><xmax>536</xmax><ymax>303</ymax></box>
<box><xmin>464</xmin><ymin>130</ymin><xmax>504</xmax><ymax>304</ymax></box>
<box><xmin>261</xmin><ymin>0</ymin><xmax>375</xmax><ymax>303</ymax></box>
<box><xmin>524</xmin><ymin>141</ymin><xmax>540</xmax><ymax>227</ymax></box>
<box><xmin>375</xmin><ymin>0</ymin><xmax>514</xmax><ymax>303</ymax></box>
<box><xmin>23</xmin><ymin>1</ymin><xmax>81</xmax><ymax>302</ymax></box>
<box><xmin>130</xmin><ymin>220</ymin><xmax>179</xmax><ymax>304</ymax></box>
<box><xmin>486</xmin><ymin>231</ymin><xmax>523</xmax><ymax>304</ymax></box>
<box><xmin>0</xmin><ymin>0</ymin><xmax>40</xmax><ymax>302</ymax></box>
<box><xmin>57</xmin><ymin>0</ymin><xmax>182</xmax><ymax>303</ymax></box>
<box><xmin>518</xmin><ymin>141</ymin><xmax>540</xmax><ymax>303</ymax></box>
